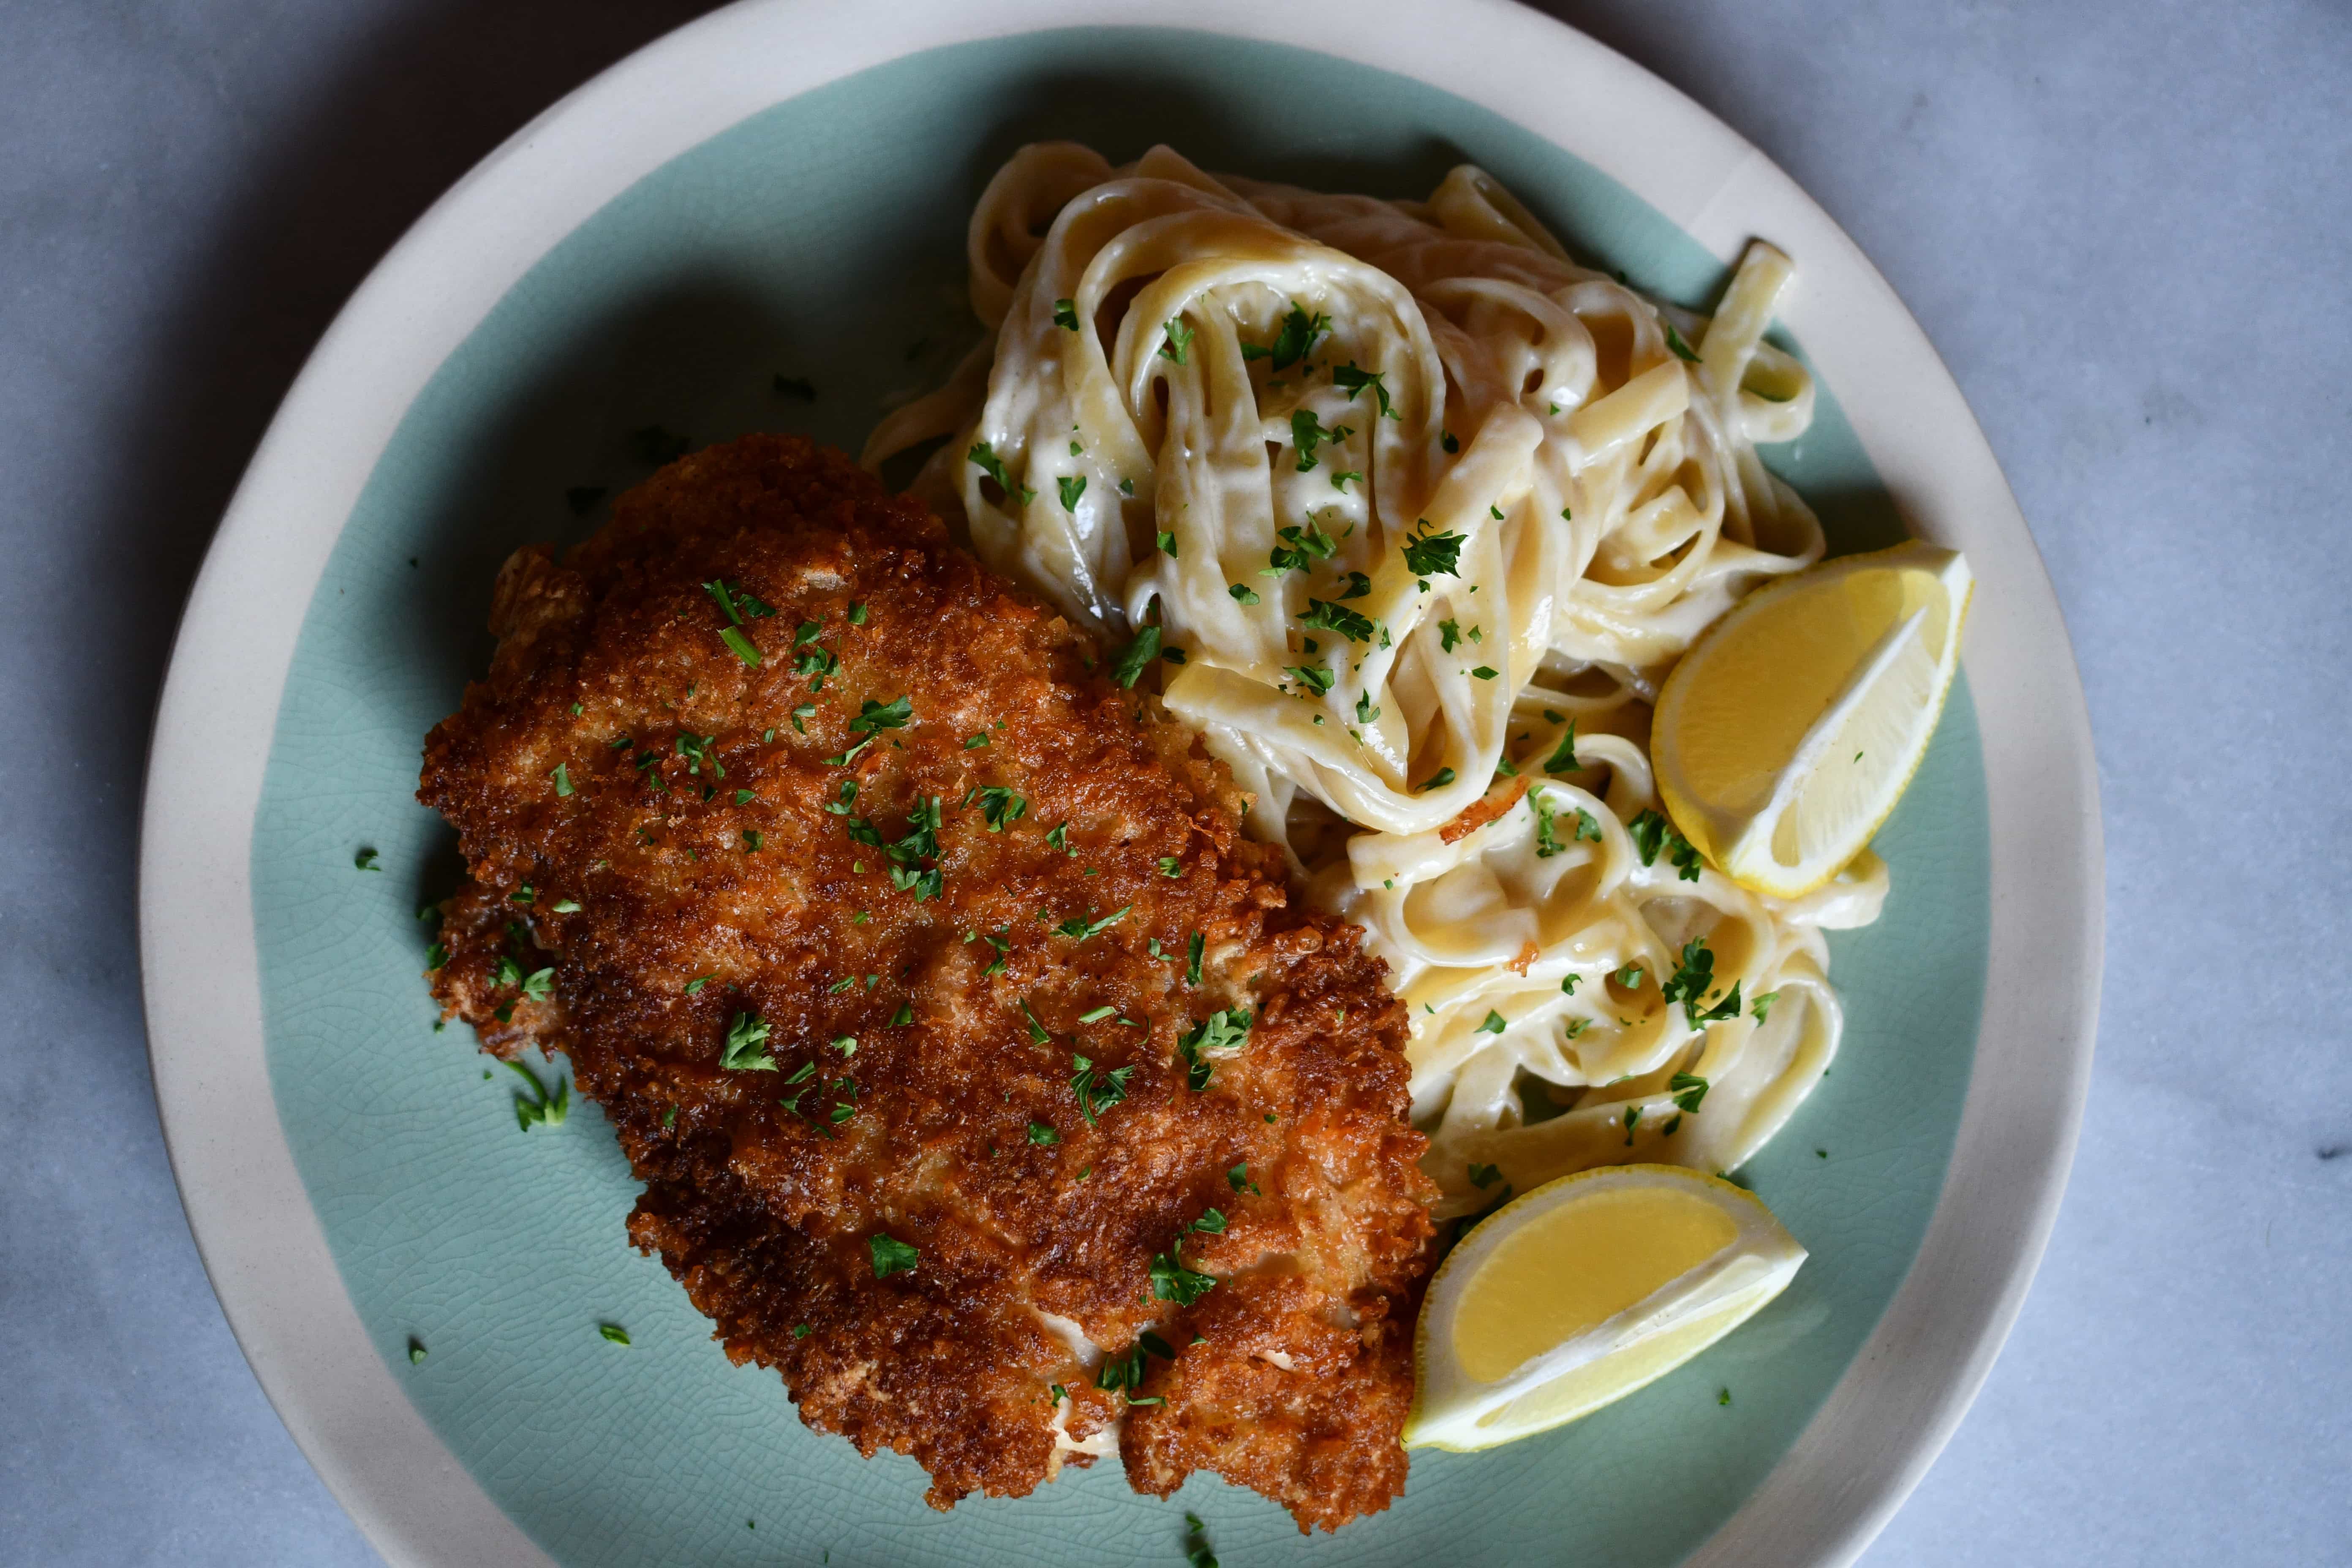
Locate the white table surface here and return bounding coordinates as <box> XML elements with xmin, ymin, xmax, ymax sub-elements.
<box><xmin>2</xmin><ymin>2</ymin><xmax>2344</xmax><ymax>1563</ymax></box>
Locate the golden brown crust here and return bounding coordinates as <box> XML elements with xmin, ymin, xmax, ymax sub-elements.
<box><xmin>420</xmin><ymin>434</ymin><xmax>1434</xmax><ymax>1526</ymax></box>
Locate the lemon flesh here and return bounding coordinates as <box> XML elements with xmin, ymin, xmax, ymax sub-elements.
<box><xmin>1653</xmin><ymin>541</ymin><xmax>1971</xmax><ymax>898</ymax></box>
<box><xmin>1454</xmin><ymin>1186</ymin><xmax>1737</xmax><ymax>1382</ymax></box>
<box><xmin>1407</xmin><ymin>1165</ymin><xmax>1805</xmax><ymax>1452</ymax></box>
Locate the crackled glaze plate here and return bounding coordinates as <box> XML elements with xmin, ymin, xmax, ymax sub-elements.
<box><xmin>138</xmin><ymin>3</ymin><xmax>2102</xmax><ymax>1564</ymax></box>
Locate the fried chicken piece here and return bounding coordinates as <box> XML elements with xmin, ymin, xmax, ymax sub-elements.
<box><xmin>419</xmin><ymin>435</ymin><xmax>1435</xmax><ymax>1529</ymax></box>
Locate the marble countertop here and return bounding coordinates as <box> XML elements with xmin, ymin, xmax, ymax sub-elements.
<box><xmin>2</xmin><ymin>2</ymin><xmax>2344</xmax><ymax>1563</ymax></box>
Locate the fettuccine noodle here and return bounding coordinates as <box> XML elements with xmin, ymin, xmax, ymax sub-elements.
<box><xmin>867</xmin><ymin>144</ymin><xmax>1886</xmax><ymax>1217</ymax></box>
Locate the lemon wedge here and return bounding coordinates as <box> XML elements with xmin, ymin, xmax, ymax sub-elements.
<box><xmin>1405</xmin><ymin>1165</ymin><xmax>1804</xmax><ymax>1451</ymax></box>
<box><xmin>1651</xmin><ymin>540</ymin><xmax>1972</xmax><ymax>898</ymax></box>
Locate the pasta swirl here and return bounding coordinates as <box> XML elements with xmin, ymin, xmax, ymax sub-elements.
<box><xmin>868</xmin><ymin>144</ymin><xmax>1874</xmax><ymax>1214</ymax></box>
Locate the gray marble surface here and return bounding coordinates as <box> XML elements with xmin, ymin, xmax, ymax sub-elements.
<box><xmin>1</xmin><ymin>2</ymin><xmax>2344</xmax><ymax>1563</ymax></box>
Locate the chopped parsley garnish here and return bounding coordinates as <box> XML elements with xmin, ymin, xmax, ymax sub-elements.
<box><xmin>1027</xmin><ymin>1121</ymin><xmax>1060</xmax><ymax>1146</ymax></box>
<box><xmin>599</xmin><ymin>1324</ymin><xmax>631</xmax><ymax>1347</ymax></box>
<box><xmin>553</xmin><ymin>898</ymin><xmax>581</xmax><ymax>913</ymax></box>
<box><xmin>1150</xmin><ymin>1250</ymin><xmax>1218</xmax><ymax>1306</ymax></box>
<box><xmin>1158</xmin><ymin>318</ymin><xmax>1195</xmax><ymax>364</ymax></box>
<box><xmin>1478</xmin><ymin>1010</ymin><xmax>1508</xmax><ymax>1035</ymax></box>
<box><xmin>828</xmin><ymin>977</ymin><xmax>855</xmax><ymax>994</ymax></box>
<box><xmin>1669</xmin><ymin>1071</ymin><xmax>1710</xmax><ymax>1113</ymax></box>
<box><xmin>1298</xmin><ymin>597</ymin><xmax>1375</xmax><ymax>642</ymax></box>
<box><xmin>1185</xmin><ymin>1514</ymin><xmax>1217</xmax><ymax>1568</ymax></box>
<box><xmin>976</xmin><ymin>931</ymin><xmax>1010</xmax><ymax>978</ymax></box>
<box><xmin>1045</xmin><ymin>821</ymin><xmax>1074</xmax><ymax>855</ymax></box>
<box><xmin>520</xmin><ymin>967</ymin><xmax>555</xmax><ymax>1001</ymax></box>
<box><xmin>1438</xmin><ymin>618</ymin><xmax>1462</xmax><ymax>651</ymax></box>
<box><xmin>1069</xmin><ymin>1053</ymin><xmax>1134</xmax><ymax>1126</ymax></box>
<box><xmin>1751</xmin><ymin>989</ymin><xmax>1782</xmax><ymax>1024</ymax></box>
<box><xmin>1470</xmin><ymin>665</ymin><xmax>1498</xmax><ymax>680</ymax></box>
<box><xmin>1417</xmin><ymin>767</ymin><xmax>1457</xmax><ymax>792</ymax></box>
<box><xmin>407</xmin><ymin>1338</ymin><xmax>427</xmax><ymax>1364</ymax></box>
<box><xmin>354</xmin><ymin>847</ymin><xmax>381</xmax><ymax>871</ymax></box>
<box><xmin>1544</xmin><ymin>721</ymin><xmax>1581</xmax><ymax>773</ymax></box>
<box><xmin>741</xmin><ymin>829</ymin><xmax>762</xmax><ymax>852</ymax></box>
<box><xmin>1228</xmin><ymin>582</ymin><xmax>1260</xmax><ymax>605</ymax></box>
<box><xmin>882</xmin><ymin>796</ymin><xmax>944</xmax><ymax>901</ymax></box>
<box><xmin>1401</xmin><ymin>525</ymin><xmax>1465</xmax><ymax>579</ymax></box>
<box><xmin>967</xmin><ymin>786</ymin><xmax>1027</xmax><ymax>832</ymax></box>
<box><xmin>1332</xmin><ymin>469</ymin><xmax>1362</xmax><ymax>490</ymax></box>
<box><xmin>967</xmin><ymin>441</ymin><xmax>1034</xmax><ymax>506</ymax></box>
<box><xmin>1355</xmin><ymin>690</ymin><xmax>1381</xmax><ymax>725</ymax></box>
<box><xmin>1052</xmin><ymin>297</ymin><xmax>1080</xmax><ymax>330</ymax></box>
<box><xmin>1284</xmin><ymin>662</ymin><xmax>1336</xmax><ymax>696</ymax></box>
<box><xmin>1628</xmin><ymin>809</ymin><xmax>1704</xmax><ymax>881</ymax></box>
<box><xmin>1111</xmin><ymin>623</ymin><xmax>1162</xmax><ymax>688</ymax></box>
<box><xmin>888</xmin><ymin>1002</ymin><xmax>913</xmax><ymax>1027</ymax></box>
<box><xmin>504</xmin><ymin>1058</ymin><xmax>568</xmax><ymax>1131</ymax></box>
<box><xmin>868</xmin><ymin>1234</ymin><xmax>919</xmax><ymax>1279</ymax></box>
<box><xmin>721</xmin><ymin>1012</ymin><xmax>776</xmax><ymax>1071</ymax></box>
<box><xmin>1158</xmin><ymin>856</ymin><xmax>1181</xmax><ymax>877</ymax></box>
<box><xmin>1019</xmin><ymin>998</ymin><xmax>1052</xmax><ymax>1045</ymax></box>
<box><xmin>549</xmin><ymin>763</ymin><xmax>574</xmax><ymax>798</ymax></box>
<box><xmin>1057</xmin><ymin>473</ymin><xmax>1087</xmax><ymax>510</ymax></box>
<box><xmin>1611</xmin><ymin>963</ymin><xmax>1644</xmax><ymax>988</ymax></box>
<box><xmin>675</xmin><ymin>731</ymin><xmax>722</xmax><ymax>777</ymax></box>
<box><xmin>1157</xmin><ymin>528</ymin><xmax>1178</xmax><ymax>558</ymax></box>
<box><xmin>1243</xmin><ymin>302</ymin><xmax>1329</xmax><ymax>369</ymax></box>
<box><xmin>1288</xmin><ymin>408</ymin><xmax>1352</xmax><ymax>472</ymax></box>
<box><xmin>849</xmin><ymin>695</ymin><xmax>912</xmax><ymax>734</ymax></box>
<box><xmin>1533</xmin><ymin>791</ymin><xmax>1567</xmax><ymax>858</ymax></box>
<box><xmin>847</xmin><ymin>602</ymin><xmax>868</xmax><ymax>626</ymax></box>
<box><xmin>825</xmin><ymin>779</ymin><xmax>859</xmax><ymax>815</ymax></box>
<box><xmin>1228</xmin><ymin>1161</ymin><xmax>1260</xmax><ymax>1195</ymax></box>
<box><xmin>1176</xmin><ymin>1008</ymin><xmax>1252</xmax><ymax>1090</ymax></box>
<box><xmin>1664</xmin><ymin>323</ymin><xmax>1701</xmax><ymax>362</ymax></box>
<box><xmin>424</xmin><ymin>942</ymin><xmax>448</xmax><ymax>970</ymax></box>
<box><xmin>1468</xmin><ymin>1162</ymin><xmax>1502</xmax><ymax>1188</ymax></box>
<box><xmin>1333</xmin><ymin>361</ymin><xmax>1396</xmax><ymax>417</ymax></box>
<box><xmin>1185</xmin><ymin>931</ymin><xmax>1205</xmax><ymax>985</ymax></box>
<box><xmin>1077</xmin><ymin>1004</ymin><xmax>1118</xmax><ymax>1024</ymax></box>
<box><xmin>1055</xmin><ymin>906</ymin><xmax>1130</xmax><ymax>941</ymax></box>
<box><xmin>1266</xmin><ymin>519</ymin><xmax>1339</xmax><ymax>574</ymax></box>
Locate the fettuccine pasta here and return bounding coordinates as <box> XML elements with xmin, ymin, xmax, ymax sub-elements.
<box><xmin>867</xmin><ymin>144</ymin><xmax>1884</xmax><ymax>1217</ymax></box>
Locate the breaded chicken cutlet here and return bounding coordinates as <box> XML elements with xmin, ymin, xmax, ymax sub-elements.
<box><xmin>419</xmin><ymin>434</ymin><xmax>1437</xmax><ymax>1530</ymax></box>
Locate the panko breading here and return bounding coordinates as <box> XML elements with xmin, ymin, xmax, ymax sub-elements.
<box><xmin>419</xmin><ymin>435</ymin><xmax>1436</xmax><ymax>1530</ymax></box>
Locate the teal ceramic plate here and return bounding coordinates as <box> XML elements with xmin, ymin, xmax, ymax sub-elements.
<box><xmin>139</xmin><ymin>4</ymin><xmax>2102</xmax><ymax>1565</ymax></box>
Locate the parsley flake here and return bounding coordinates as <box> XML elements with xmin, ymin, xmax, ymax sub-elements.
<box><xmin>1299</xmin><ymin>597</ymin><xmax>1375</xmax><ymax>642</ymax></box>
<box><xmin>1069</xmin><ymin>1053</ymin><xmax>1134</xmax><ymax>1126</ymax></box>
<box><xmin>1402</xmin><ymin>525</ymin><xmax>1465</xmax><ymax>578</ymax></box>
<box><xmin>1111</xmin><ymin>623</ymin><xmax>1162</xmax><ymax>688</ymax></box>
<box><xmin>1628</xmin><ymin>809</ymin><xmax>1704</xmax><ymax>881</ymax></box>
<box><xmin>1176</xmin><ymin>1008</ymin><xmax>1252</xmax><ymax>1090</ymax></box>
<box><xmin>868</xmin><ymin>1234</ymin><xmax>919</xmax><ymax>1279</ymax></box>
<box><xmin>967</xmin><ymin>441</ymin><xmax>1034</xmax><ymax>506</ymax></box>
<box><xmin>721</xmin><ymin>1012</ymin><xmax>776</xmax><ymax>1071</ymax></box>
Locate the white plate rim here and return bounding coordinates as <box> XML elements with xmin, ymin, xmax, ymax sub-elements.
<box><xmin>136</xmin><ymin>3</ymin><xmax>2104</xmax><ymax>1564</ymax></box>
